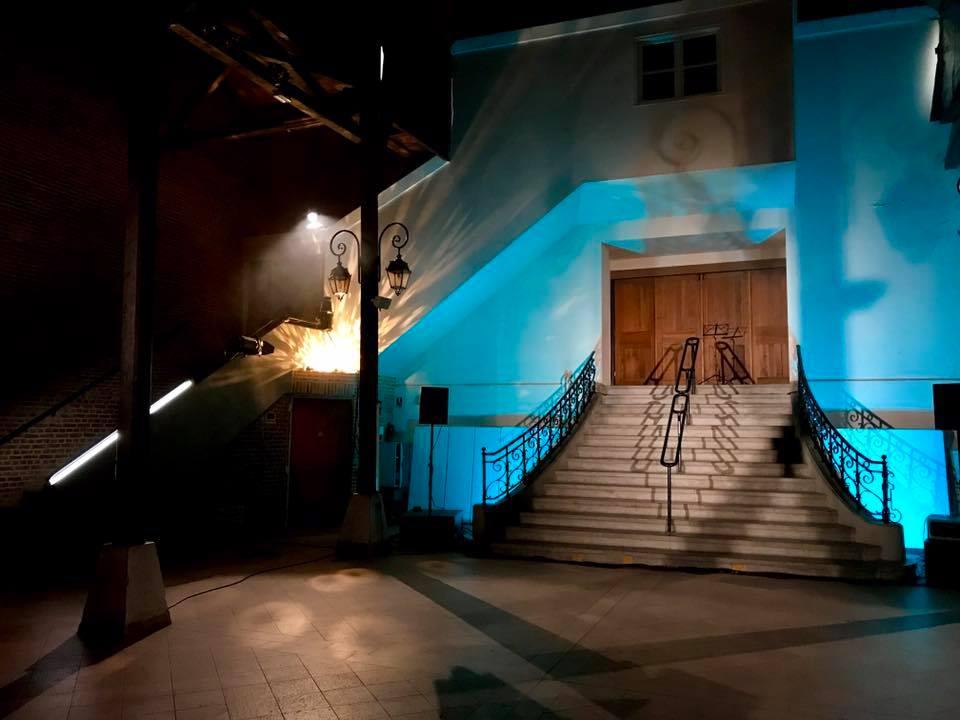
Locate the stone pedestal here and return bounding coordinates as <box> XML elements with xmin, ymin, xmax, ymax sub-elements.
<box><xmin>78</xmin><ymin>542</ymin><xmax>170</xmax><ymax>647</ymax></box>
<box><xmin>337</xmin><ymin>493</ymin><xmax>388</xmax><ymax>557</ymax></box>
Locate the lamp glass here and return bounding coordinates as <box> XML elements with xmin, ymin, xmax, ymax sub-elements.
<box><xmin>385</xmin><ymin>256</ymin><xmax>411</xmax><ymax>296</ymax></box>
<box><xmin>328</xmin><ymin>262</ymin><xmax>352</xmax><ymax>299</ymax></box>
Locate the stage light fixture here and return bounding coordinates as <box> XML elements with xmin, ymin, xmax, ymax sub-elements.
<box><xmin>232</xmin><ymin>335</ymin><xmax>276</xmax><ymax>356</ymax></box>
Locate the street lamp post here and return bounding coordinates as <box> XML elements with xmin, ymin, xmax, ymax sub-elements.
<box><xmin>336</xmin><ymin>32</ymin><xmax>393</xmax><ymax>556</ymax></box>
<box><xmin>326</xmin><ymin>223</ymin><xmax>413</xmax><ymax>301</ymax></box>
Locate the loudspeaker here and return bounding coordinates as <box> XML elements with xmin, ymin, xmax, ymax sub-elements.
<box><xmin>419</xmin><ymin>387</ymin><xmax>449</xmax><ymax>425</ymax></box>
<box><xmin>925</xmin><ymin>516</ymin><xmax>960</xmax><ymax>587</ymax></box>
<box><xmin>934</xmin><ymin>383</ymin><xmax>960</xmax><ymax>430</ymax></box>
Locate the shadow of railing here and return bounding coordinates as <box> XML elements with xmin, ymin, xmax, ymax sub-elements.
<box><xmin>837</xmin><ymin>393</ymin><xmax>946</xmax><ymax>522</ymax></box>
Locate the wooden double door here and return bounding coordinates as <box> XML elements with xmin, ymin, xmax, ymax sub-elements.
<box><xmin>613</xmin><ymin>267</ymin><xmax>788</xmax><ymax>385</ymax></box>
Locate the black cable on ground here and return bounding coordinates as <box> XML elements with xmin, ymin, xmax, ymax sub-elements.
<box><xmin>166</xmin><ymin>552</ymin><xmax>334</xmax><ymax>610</ymax></box>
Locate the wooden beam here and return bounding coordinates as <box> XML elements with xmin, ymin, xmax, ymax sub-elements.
<box><xmin>169</xmin><ymin>22</ymin><xmax>362</xmax><ymax>144</ymax></box>
<box><xmin>166</xmin><ymin>116</ymin><xmax>417</xmax><ymax>158</ymax></box>
<box><xmin>165</xmin><ymin>116</ymin><xmax>327</xmax><ymax>147</ymax></box>
<box><xmin>167</xmin><ymin>67</ymin><xmax>229</xmax><ymax>137</ymax></box>
<box><xmin>611</xmin><ymin>258</ymin><xmax>786</xmax><ymax>281</ymax></box>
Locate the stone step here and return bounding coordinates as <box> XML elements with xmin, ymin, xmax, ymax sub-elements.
<box><xmin>502</xmin><ymin>525</ymin><xmax>880</xmax><ymax>562</ymax></box>
<box><xmin>551</xmin><ymin>469</ymin><xmax>815</xmax><ymax>492</ymax></box>
<box><xmin>539</xmin><ymin>481</ymin><xmax>826</xmax><ymax>507</ymax></box>
<box><xmin>575</xmin><ymin>445</ymin><xmax>783</xmax><ymax>464</ymax></box>
<box><xmin>518</xmin><ymin>511</ymin><xmax>855</xmax><ymax>542</ymax></box>
<box><xmin>491</xmin><ymin>541</ymin><xmax>903</xmax><ymax>581</ymax></box>
<box><xmin>603</xmin><ymin>391</ymin><xmax>792</xmax><ymax>404</ymax></box>
<box><xmin>578</xmin><ymin>435</ymin><xmax>781</xmax><ymax>450</ymax></box>
<box><xmin>562</xmin><ymin>457</ymin><xmax>809</xmax><ymax>477</ymax></box>
<box><xmin>585</xmin><ymin>425</ymin><xmax>788</xmax><ymax>439</ymax></box>
<box><xmin>595</xmin><ymin>413</ymin><xmax>793</xmax><ymax>427</ymax></box>
<box><xmin>605</xmin><ymin>384</ymin><xmax>793</xmax><ymax>396</ymax></box>
<box><xmin>530</xmin><ymin>495</ymin><xmax>839</xmax><ymax>524</ymax></box>
<box><xmin>601</xmin><ymin>399</ymin><xmax>793</xmax><ymax>414</ymax></box>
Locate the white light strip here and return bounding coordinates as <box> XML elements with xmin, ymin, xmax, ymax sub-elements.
<box><xmin>48</xmin><ymin>379</ymin><xmax>194</xmax><ymax>486</ymax></box>
<box><xmin>49</xmin><ymin>431</ymin><xmax>118</xmax><ymax>485</ymax></box>
<box><xmin>149</xmin><ymin>380</ymin><xmax>193</xmax><ymax>415</ymax></box>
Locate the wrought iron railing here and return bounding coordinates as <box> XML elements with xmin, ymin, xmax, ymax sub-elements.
<box><xmin>659</xmin><ymin>337</ymin><xmax>700</xmax><ymax>533</ymax></box>
<box><xmin>796</xmin><ymin>346</ymin><xmax>898</xmax><ymax>524</ymax></box>
<box><xmin>481</xmin><ymin>352</ymin><xmax>597</xmax><ymax>505</ymax></box>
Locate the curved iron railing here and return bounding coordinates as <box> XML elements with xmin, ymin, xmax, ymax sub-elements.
<box><xmin>796</xmin><ymin>346</ymin><xmax>898</xmax><ymax>524</ymax></box>
<box><xmin>659</xmin><ymin>337</ymin><xmax>700</xmax><ymax>533</ymax></box>
<box><xmin>481</xmin><ymin>352</ymin><xmax>597</xmax><ymax>505</ymax></box>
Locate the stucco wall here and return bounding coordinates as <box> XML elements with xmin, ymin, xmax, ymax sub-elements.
<box><xmin>794</xmin><ymin>8</ymin><xmax>960</xmax><ymax>415</ymax></box>
<box><xmin>349</xmin><ymin>1</ymin><xmax>794</xmax><ymax>362</ymax></box>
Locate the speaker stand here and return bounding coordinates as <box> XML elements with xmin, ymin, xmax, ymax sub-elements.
<box><xmin>428</xmin><ymin>423</ymin><xmax>435</xmax><ymax>517</ymax></box>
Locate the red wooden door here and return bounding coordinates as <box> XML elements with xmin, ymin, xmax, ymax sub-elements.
<box><xmin>290</xmin><ymin>399</ymin><xmax>354</xmax><ymax>528</ymax></box>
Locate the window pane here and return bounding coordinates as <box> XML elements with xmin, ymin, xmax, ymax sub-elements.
<box><xmin>683</xmin><ymin>64</ymin><xmax>718</xmax><ymax>96</ymax></box>
<box><xmin>642</xmin><ymin>71</ymin><xmax>675</xmax><ymax>101</ymax></box>
<box><xmin>642</xmin><ymin>42</ymin><xmax>674</xmax><ymax>72</ymax></box>
<box><xmin>683</xmin><ymin>34</ymin><xmax>717</xmax><ymax>67</ymax></box>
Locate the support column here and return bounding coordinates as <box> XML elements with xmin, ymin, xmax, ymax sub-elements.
<box><xmin>338</xmin><ymin>32</ymin><xmax>388</xmax><ymax>554</ymax></box>
<box><xmin>79</xmin><ymin>15</ymin><xmax>170</xmax><ymax>645</ymax></box>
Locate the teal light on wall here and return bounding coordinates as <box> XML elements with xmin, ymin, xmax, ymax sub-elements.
<box><xmin>839</xmin><ymin>428</ymin><xmax>950</xmax><ymax>548</ymax></box>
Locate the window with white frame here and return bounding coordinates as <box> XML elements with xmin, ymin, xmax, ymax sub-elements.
<box><xmin>636</xmin><ymin>32</ymin><xmax>719</xmax><ymax>102</ymax></box>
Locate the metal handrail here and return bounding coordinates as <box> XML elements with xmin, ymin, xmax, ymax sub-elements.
<box><xmin>796</xmin><ymin>346</ymin><xmax>897</xmax><ymax>524</ymax></box>
<box><xmin>481</xmin><ymin>352</ymin><xmax>597</xmax><ymax>506</ymax></box>
<box><xmin>659</xmin><ymin>337</ymin><xmax>700</xmax><ymax>533</ymax></box>
<box><xmin>0</xmin><ymin>322</ymin><xmax>188</xmax><ymax>449</ymax></box>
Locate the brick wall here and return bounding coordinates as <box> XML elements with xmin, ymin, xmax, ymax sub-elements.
<box><xmin>209</xmin><ymin>395</ymin><xmax>292</xmax><ymax>534</ymax></box>
<box><xmin>0</xmin><ymin>57</ymin><xmax>258</xmax><ymax>504</ymax></box>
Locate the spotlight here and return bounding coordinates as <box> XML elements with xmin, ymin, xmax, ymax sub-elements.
<box><xmin>316</xmin><ymin>297</ymin><xmax>334</xmax><ymax>330</ymax></box>
<box><xmin>372</xmin><ymin>296</ymin><xmax>392</xmax><ymax>311</ymax></box>
<box><xmin>306</xmin><ymin>211</ymin><xmax>323</xmax><ymax>230</ymax></box>
<box><xmin>230</xmin><ymin>336</ymin><xmax>276</xmax><ymax>357</ymax></box>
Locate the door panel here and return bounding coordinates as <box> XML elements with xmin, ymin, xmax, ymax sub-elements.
<box><xmin>655</xmin><ymin>274</ymin><xmax>703</xmax><ymax>383</ymax></box>
<box><xmin>702</xmin><ymin>271</ymin><xmax>751</xmax><ymax>383</ymax></box>
<box><xmin>290</xmin><ymin>398</ymin><xmax>354</xmax><ymax>528</ymax></box>
<box><xmin>613</xmin><ymin>278</ymin><xmax>656</xmax><ymax>384</ymax></box>
<box><xmin>611</xmin><ymin>266</ymin><xmax>787</xmax><ymax>386</ymax></box>
<box><xmin>750</xmin><ymin>268</ymin><xmax>789</xmax><ymax>383</ymax></box>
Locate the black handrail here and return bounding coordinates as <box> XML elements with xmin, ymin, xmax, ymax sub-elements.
<box><xmin>0</xmin><ymin>366</ymin><xmax>119</xmax><ymax>448</ymax></box>
<box><xmin>796</xmin><ymin>346</ymin><xmax>897</xmax><ymax>524</ymax></box>
<box><xmin>660</xmin><ymin>337</ymin><xmax>700</xmax><ymax>533</ymax></box>
<box><xmin>481</xmin><ymin>352</ymin><xmax>596</xmax><ymax>505</ymax></box>
<box><xmin>0</xmin><ymin>322</ymin><xmax>188</xmax><ymax>449</ymax></box>
<box><xmin>674</xmin><ymin>337</ymin><xmax>699</xmax><ymax>395</ymax></box>
<box><xmin>660</xmin><ymin>337</ymin><xmax>700</xmax><ymax>534</ymax></box>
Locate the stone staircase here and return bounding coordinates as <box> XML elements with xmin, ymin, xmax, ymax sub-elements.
<box><xmin>492</xmin><ymin>384</ymin><xmax>906</xmax><ymax>580</ymax></box>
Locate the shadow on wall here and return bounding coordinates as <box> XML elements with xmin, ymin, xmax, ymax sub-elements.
<box><xmin>796</xmin><ymin>18</ymin><xmax>960</xmax><ymax>394</ymax></box>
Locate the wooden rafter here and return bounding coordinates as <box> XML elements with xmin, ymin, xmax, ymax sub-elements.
<box><xmin>165</xmin><ymin>116</ymin><xmax>330</xmax><ymax>148</ymax></box>
<box><xmin>168</xmin><ymin>21</ymin><xmax>420</xmax><ymax>156</ymax></box>
<box><xmin>169</xmin><ymin>22</ymin><xmax>362</xmax><ymax>144</ymax></box>
<box><xmin>167</xmin><ymin>66</ymin><xmax>230</xmax><ymax>137</ymax></box>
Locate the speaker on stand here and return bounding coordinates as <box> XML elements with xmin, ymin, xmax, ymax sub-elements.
<box><xmin>419</xmin><ymin>387</ymin><xmax>449</xmax><ymax>516</ymax></box>
<box><xmin>401</xmin><ymin>387</ymin><xmax>458</xmax><ymax>550</ymax></box>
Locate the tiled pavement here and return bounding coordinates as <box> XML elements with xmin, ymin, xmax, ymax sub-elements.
<box><xmin>2</xmin><ymin>547</ymin><xmax>960</xmax><ymax>720</ymax></box>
